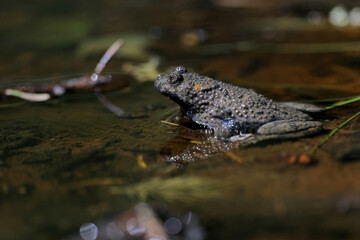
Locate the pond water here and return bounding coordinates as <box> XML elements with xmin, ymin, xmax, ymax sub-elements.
<box><xmin>1</xmin><ymin>1</ymin><xmax>360</xmax><ymax>239</ymax></box>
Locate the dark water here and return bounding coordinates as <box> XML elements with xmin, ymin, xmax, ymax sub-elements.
<box><xmin>1</xmin><ymin>1</ymin><xmax>360</xmax><ymax>239</ymax></box>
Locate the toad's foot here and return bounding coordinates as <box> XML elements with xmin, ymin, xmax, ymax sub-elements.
<box><xmin>229</xmin><ymin>134</ymin><xmax>253</xmax><ymax>142</ymax></box>
<box><xmin>280</xmin><ymin>102</ymin><xmax>325</xmax><ymax>113</ymax></box>
<box><xmin>257</xmin><ymin>120</ymin><xmax>322</xmax><ymax>140</ymax></box>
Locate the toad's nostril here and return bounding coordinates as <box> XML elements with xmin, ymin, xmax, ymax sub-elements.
<box><xmin>175</xmin><ymin>66</ymin><xmax>187</xmax><ymax>74</ymax></box>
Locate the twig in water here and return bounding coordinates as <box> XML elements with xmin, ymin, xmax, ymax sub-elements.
<box><xmin>2</xmin><ymin>39</ymin><xmax>125</xmax><ymax>102</ymax></box>
<box><xmin>94</xmin><ymin>39</ymin><xmax>123</xmax><ymax>75</ymax></box>
<box><xmin>94</xmin><ymin>88</ymin><xmax>131</xmax><ymax>118</ymax></box>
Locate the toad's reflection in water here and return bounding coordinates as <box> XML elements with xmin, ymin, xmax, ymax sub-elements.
<box><xmin>159</xmin><ymin>122</ymin><xmax>254</xmax><ymax>167</ymax></box>
<box><xmin>158</xmin><ymin>116</ymin><xmax>322</xmax><ymax>166</ymax></box>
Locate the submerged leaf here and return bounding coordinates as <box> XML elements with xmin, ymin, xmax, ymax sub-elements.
<box><xmin>109</xmin><ymin>176</ymin><xmax>234</xmax><ymax>203</ymax></box>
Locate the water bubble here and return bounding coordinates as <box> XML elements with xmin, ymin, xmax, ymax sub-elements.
<box><xmin>146</xmin><ymin>234</ymin><xmax>167</xmax><ymax>240</ymax></box>
<box><xmin>91</xmin><ymin>73</ymin><xmax>99</xmax><ymax>81</ymax></box>
<box><xmin>329</xmin><ymin>5</ymin><xmax>349</xmax><ymax>27</ymax></box>
<box><xmin>79</xmin><ymin>223</ymin><xmax>98</xmax><ymax>240</ymax></box>
<box><xmin>349</xmin><ymin>7</ymin><xmax>360</xmax><ymax>26</ymax></box>
<box><xmin>126</xmin><ymin>218</ymin><xmax>146</xmax><ymax>236</ymax></box>
<box><xmin>106</xmin><ymin>222</ymin><xmax>125</xmax><ymax>240</ymax></box>
<box><xmin>164</xmin><ymin>217</ymin><xmax>182</xmax><ymax>235</ymax></box>
<box><xmin>307</xmin><ymin>11</ymin><xmax>323</xmax><ymax>25</ymax></box>
<box><xmin>53</xmin><ymin>85</ymin><xmax>66</xmax><ymax>96</ymax></box>
<box><xmin>185</xmin><ymin>226</ymin><xmax>204</xmax><ymax>240</ymax></box>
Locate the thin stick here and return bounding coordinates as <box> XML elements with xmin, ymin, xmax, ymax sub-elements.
<box><xmin>160</xmin><ymin>120</ymin><xmax>179</xmax><ymax>126</ymax></box>
<box><xmin>94</xmin><ymin>39</ymin><xmax>124</xmax><ymax>75</ymax></box>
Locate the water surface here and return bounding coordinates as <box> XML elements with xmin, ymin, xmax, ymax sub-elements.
<box><xmin>1</xmin><ymin>1</ymin><xmax>360</xmax><ymax>239</ymax></box>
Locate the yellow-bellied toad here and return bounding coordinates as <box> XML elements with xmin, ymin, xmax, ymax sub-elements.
<box><xmin>155</xmin><ymin>66</ymin><xmax>323</xmax><ymax>141</ymax></box>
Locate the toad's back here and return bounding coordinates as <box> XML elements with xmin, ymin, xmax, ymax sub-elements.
<box><xmin>196</xmin><ymin>79</ymin><xmax>312</xmax><ymax>126</ymax></box>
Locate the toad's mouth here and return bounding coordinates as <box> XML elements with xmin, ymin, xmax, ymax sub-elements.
<box><xmin>162</xmin><ymin>92</ymin><xmax>191</xmax><ymax>109</ymax></box>
<box><xmin>154</xmin><ymin>80</ymin><xmax>192</xmax><ymax>109</ymax></box>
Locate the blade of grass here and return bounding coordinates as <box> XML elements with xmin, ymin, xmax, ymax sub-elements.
<box><xmin>311</xmin><ymin>110</ymin><xmax>360</xmax><ymax>154</ymax></box>
<box><xmin>325</xmin><ymin>95</ymin><xmax>360</xmax><ymax>110</ymax></box>
<box><xmin>310</xmin><ymin>95</ymin><xmax>360</xmax><ymax>103</ymax></box>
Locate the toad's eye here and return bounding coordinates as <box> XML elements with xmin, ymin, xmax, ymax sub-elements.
<box><xmin>168</xmin><ymin>73</ymin><xmax>183</xmax><ymax>84</ymax></box>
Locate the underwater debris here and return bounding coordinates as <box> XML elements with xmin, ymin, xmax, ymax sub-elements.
<box><xmin>109</xmin><ymin>176</ymin><xmax>232</xmax><ymax>203</ymax></box>
<box><xmin>121</xmin><ymin>56</ymin><xmax>161</xmax><ymax>82</ymax></box>
<box><xmin>1</xmin><ymin>39</ymin><xmax>127</xmax><ymax>101</ymax></box>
